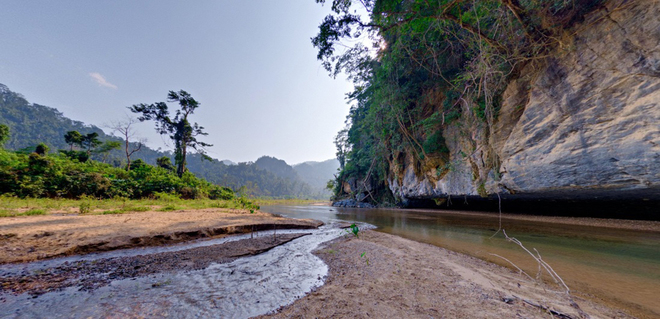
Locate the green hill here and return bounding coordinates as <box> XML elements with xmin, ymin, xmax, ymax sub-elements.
<box><xmin>0</xmin><ymin>83</ymin><xmax>327</xmax><ymax>199</ymax></box>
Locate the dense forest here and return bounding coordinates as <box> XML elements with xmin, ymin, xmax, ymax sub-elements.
<box><xmin>0</xmin><ymin>84</ymin><xmax>335</xmax><ymax>199</ymax></box>
<box><xmin>316</xmin><ymin>0</ymin><xmax>605</xmax><ymax>204</ymax></box>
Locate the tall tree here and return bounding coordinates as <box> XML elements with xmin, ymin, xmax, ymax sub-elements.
<box><xmin>64</xmin><ymin>131</ymin><xmax>83</xmax><ymax>151</ymax></box>
<box><xmin>109</xmin><ymin>117</ymin><xmax>144</xmax><ymax>171</ymax></box>
<box><xmin>129</xmin><ymin>90</ymin><xmax>211</xmax><ymax>177</ymax></box>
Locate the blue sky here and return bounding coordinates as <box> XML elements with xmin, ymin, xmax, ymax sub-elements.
<box><xmin>0</xmin><ymin>1</ymin><xmax>354</xmax><ymax>164</ymax></box>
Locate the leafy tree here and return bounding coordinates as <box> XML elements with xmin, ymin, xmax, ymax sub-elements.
<box><xmin>64</xmin><ymin>131</ymin><xmax>83</xmax><ymax>151</ymax></box>
<box><xmin>156</xmin><ymin>156</ymin><xmax>175</xmax><ymax>171</ymax></box>
<box><xmin>35</xmin><ymin>143</ymin><xmax>49</xmax><ymax>156</ymax></box>
<box><xmin>81</xmin><ymin>132</ymin><xmax>102</xmax><ymax>156</ymax></box>
<box><xmin>0</xmin><ymin>124</ymin><xmax>9</xmax><ymax>148</ymax></box>
<box><xmin>129</xmin><ymin>90</ymin><xmax>212</xmax><ymax>177</ymax></box>
<box><xmin>94</xmin><ymin>140</ymin><xmax>122</xmax><ymax>163</ymax></box>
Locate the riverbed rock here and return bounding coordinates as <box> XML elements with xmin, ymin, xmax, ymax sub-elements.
<box><xmin>388</xmin><ymin>0</ymin><xmax>660</xmax><ymax>207</ymax></box>
<box><xmin>332</xmin><ymin>199</ymin><xmax>375</xmax><ymax>209</ymax></box>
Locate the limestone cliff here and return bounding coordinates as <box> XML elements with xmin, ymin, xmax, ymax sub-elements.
<box><xmin>387</xmin><ymin>0</ymin><xmax>660</xmax><ymax>205</ymax></box>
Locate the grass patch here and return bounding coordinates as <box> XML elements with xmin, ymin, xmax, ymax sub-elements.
<box><xmin>98</xmin><ymin>210</ymin><xmax>125</xmax><ymax>215</ymax></box>
<box><xmin>0</xmin><ymin>209</ymin><xmax>46</xmax><ymax>217</ymax></box>
<box><xmin>124</xmin><ymin>206</ymin><xmax>150</xmax><ymax>212</ymax></box>
<box><xmin>23</xmin><ymin>209</ymin><xmax>46</xmax><ymax>216</ymax></box>
<box><xmin>0</xmin><ymin>210</ymin><xmax>15</xmax><ymax>217</ymax></box>
<box><xmin>158</xmin><ymin>204</ymin><xmax>181</xmax><ymax>212</ymax></box>
<box><xmin>0</xmin><ymin>196</ymin><xmax>262</xmax><ymax>215</ymax></box>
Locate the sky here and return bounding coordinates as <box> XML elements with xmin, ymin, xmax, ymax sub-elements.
<box><xmin>0</xmin><ymin>1</ymin><xmax>356</xmax><ymax>165</ymax></box>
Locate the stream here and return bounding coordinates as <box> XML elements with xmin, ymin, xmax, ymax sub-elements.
<box><xmin>0</xmin><ymin>222</ymin><xmax>370</xmax><ymax>318</ymax></box>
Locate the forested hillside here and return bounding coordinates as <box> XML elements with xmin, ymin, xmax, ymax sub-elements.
<box><xmin>0</xmin><ymin>83</ymin><xmax>327</xmax><ymax>199</ymax></box>
<box><xmin>293</xmin><ymin>159</ymin><xmax>339</xmax><ymax>191</ymax></box>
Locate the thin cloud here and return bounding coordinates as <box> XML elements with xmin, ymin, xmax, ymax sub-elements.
<box><xmin>89</xmin><ymin>72</ymin><xmax>117</xmax><ymax>89</ymax></box>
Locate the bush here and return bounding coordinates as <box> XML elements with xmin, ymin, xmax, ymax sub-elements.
<box><xmin>0</xmin><ymin>148</ymin><xmax>234</xmax><ymax>201</ymax></box>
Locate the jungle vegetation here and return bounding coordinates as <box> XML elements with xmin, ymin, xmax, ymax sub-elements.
<box><xmin>315</xmin><ymin>0</ymin><xmax>603</xmax><ymax>204</ymax></box>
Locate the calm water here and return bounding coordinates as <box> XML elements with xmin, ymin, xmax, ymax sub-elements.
<box><xmin>262</xmin><ymin>205</ymin><xmax>660</xmax><ymax>318</ymax></box>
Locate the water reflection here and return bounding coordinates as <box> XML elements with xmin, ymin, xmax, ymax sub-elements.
<box><xmin>263</xmin><ymin>205</ymin><xmax>660</xmax><ymax>317</ymax></box>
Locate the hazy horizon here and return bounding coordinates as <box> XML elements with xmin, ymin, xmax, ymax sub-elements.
<box><xmin>0</xmin><ymin>1</ymin><xmax>354</xmax><ymax>165</ymax></box>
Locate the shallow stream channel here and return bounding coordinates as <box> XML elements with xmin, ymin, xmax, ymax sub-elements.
<box><xmin>0</xmin><ymin>219</ymin><xmax>372</xmax><ymax>318</ymax></box>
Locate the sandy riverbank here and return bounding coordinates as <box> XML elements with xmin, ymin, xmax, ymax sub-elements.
<box><xmin>261</xmin><ymin>230</ymin><xmax>633</xmax><ymax>319</ymax></box>
<box><xmin>0</xmin><ymin>209</ymin><xmax>321</xmax><ymax>264</ymax></box>
<box><xmin>0</xmin><ymin>210</ymin><xmax>639</xmax><ymax>318</ymax></box>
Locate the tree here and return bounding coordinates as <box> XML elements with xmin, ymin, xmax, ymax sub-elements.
<box><xmin>35</xmin><ymin>143</ymin><xmax>49</xmax><ymax>156</ymax></box>
<box><xmin>109</xmin><ymin>117</ymin><xmax>144</xmax><ymax>171</ymax></box>
<box><xmin>156</xmin><ymin>156</ymin><xmax>175</xmax><ymax>171</ymax></box>
<box><xmin>81</xmin><ymin>132</ymin><xmax>102</xmax><ymax>156</ymax></box>
<box><xmin>129</xmin><ymin>90</ymin><xmax>212</xmax><ymax>177</ymax></box>
<box><xmin>64</xmin><ymin>131</ymin><xmax>83</xmax><ymax>151</ymax></box>
<box><xmin>0</xmin><ymin>124</ymin><xmax>9</xmax><ymax>148</ymax></box>
<box><xmin>93</xmin><ymin>140</ymin><xmax>122</xmax><ymax>163</ymax></box>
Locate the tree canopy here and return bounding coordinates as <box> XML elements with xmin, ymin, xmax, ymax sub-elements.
<box><xmin>129</xmin><ymin>90</ymin><xmax>211</xmax><ymax>177</ymax></box>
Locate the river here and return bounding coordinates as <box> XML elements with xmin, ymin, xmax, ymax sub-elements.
<box><xmin>262</xmin><ymin>205</ymin><xmax>660</xmax><ymax>318</ymax></box>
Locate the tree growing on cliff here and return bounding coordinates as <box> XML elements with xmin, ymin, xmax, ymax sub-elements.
<box><xmin>129</xmin><ymin>90</ymin><xmax>212</xmax><ymax>177</ymax></box>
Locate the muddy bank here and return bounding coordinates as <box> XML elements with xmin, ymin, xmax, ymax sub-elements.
<box><xmin>261</xmin><ymin>230</ymin><xmax>632</xmax><ymax>319</ymax></box>
<box><xmin>0</xmin><ymin>233</ymin><xmax>308</xmax><ymax>296</ymax></box>
<box><xmin>0</xmin><ymin>209</ymin><xmax>322</xmax><ymax>264</ymax></box>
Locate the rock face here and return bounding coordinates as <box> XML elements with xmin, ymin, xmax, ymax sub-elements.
<box><xmin>389</xmin><ymin>0</ymin><xmax>660</xmax><ymax>204</ymax></box>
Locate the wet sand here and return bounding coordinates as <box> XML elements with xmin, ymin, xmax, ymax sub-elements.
<box><xmin>261</xmin><ymin>230</ymin><xmax>633</xmax><ymax>319</ymax></box>
<box><xmin>0</xmin><ymin>233</ymin><xmax>308</xmax><ymax>296</ymax></box>
<box><xmin>0</xmin><ymin>209</ymin><xmax>321</xmax><ymax>264</ymax></box>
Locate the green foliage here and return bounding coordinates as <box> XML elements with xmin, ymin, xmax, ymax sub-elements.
<box><xmin>156</xmin><ymin>156</ymin><xmax>175</xmax><ymax>171</ymax></box>
<box><xmin>24</xmin><ymin>209</ymin><xmax>46</xmax><ymax>216</ymax></box>
<box><xmin>346</xmin><ymin>223</ymin><xmax>359</xmax><ymax>238</ymax></box>
<box><xmin>94</xmin><ymin>141</ymin><xmax>121</xmax><ymax>162</ymax></box>
<box><xmin>158</xmin><ymin>204</ymin><xmax>180</xmax><ymax>212</ymax></box>
<box><xmin>0</xmin><ymin>147</ymin><xmax>236</xmax><ymax>201</ymax></box>
<box><xmin>0</xmin><ymin>124</ymin><xmax>9</xmax><ymax>148</ymax></box>
<box><xmin>64</xmin><ymin>131</ymin><xmax>83</xmax><ymax>150</ymax></box>
<box><xmin>0</xmin><ymin>84</ymin><xmax>331</xmax><ymax>200</ymax></box>
<box><xmin>129</xmin><ymin>90</ymin><xmax>212</xmax><ymax>177</ymax></box>
<box><xmin>59</xmin><ymin>150</ymin><xmax>89</xmax><ymax>163</ymax></box>
<box><xmin>79</xmin><ymin>201</ymin><xmax>91</xmax><ymax>214</ymax></box>
<box><xmin>35</xmin><ymin>143</ymin><xmax>50</xmax><ymax>156</ymax></box>
<box><xmin>314</xmin><ymin>0</ymin><xmax>602</xmax><ymax>203</ymax></box>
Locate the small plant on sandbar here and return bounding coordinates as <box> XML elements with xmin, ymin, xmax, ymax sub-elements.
<box><xmin>360</xmin><ymin>252</ymin><xmax>370</xmax><ymax>266</ymax></box>
<box><xmin>345</xmin><ymin>223</ymin><xmax>359</xmax><ymax>238</ymax></box>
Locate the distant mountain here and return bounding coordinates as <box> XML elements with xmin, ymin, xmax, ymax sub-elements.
<box><xmin>293</xmin><ymin>159</ymin><xmax>339</xmax><ymax>190</ymax></box>
<box><xmin>0</xmin><ymin>83</ymin><xmax>326</xmax><ymax>199</ymax></box>
<box><xmin>255</xmin><ymin>156</ymin><xmax>300</xmax><ymax>181</ymax></box>
<box><xmin>253</xmin><ymin>155</ymin><xmax>338</xmax><ymax>197</ymax></box>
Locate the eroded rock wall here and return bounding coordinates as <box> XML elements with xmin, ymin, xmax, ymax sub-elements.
<box><xmin>389</xmin><ymin>0</ymin><xmax>660</xmax><ymax>202</ymax></box>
